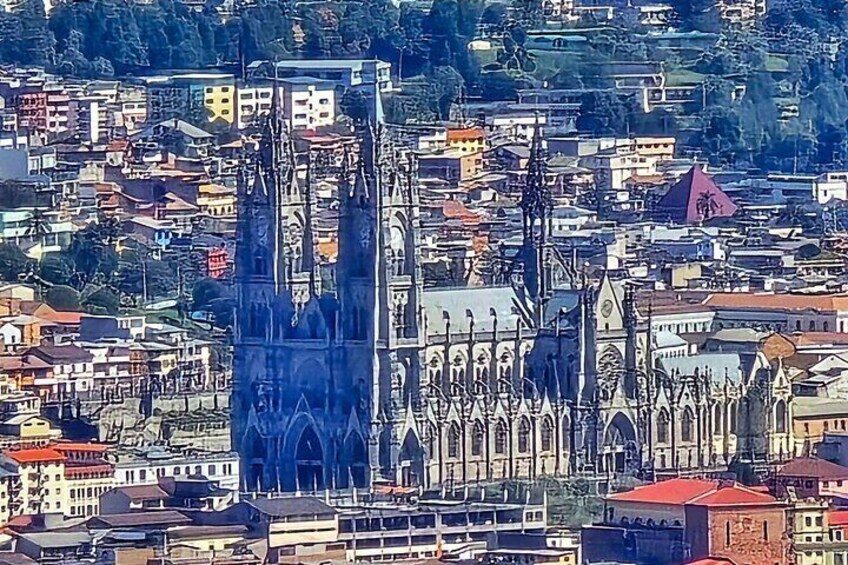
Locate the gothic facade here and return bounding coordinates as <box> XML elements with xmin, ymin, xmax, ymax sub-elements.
<box><xmin>232</xmin><ymin>113</ymin><xmax>793</xmax><ymax>492</ymax></box>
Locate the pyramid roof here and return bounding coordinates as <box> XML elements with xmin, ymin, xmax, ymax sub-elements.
<box><xmin>657</xmin><ymin>165</ymin><xmax>737</xmax><ymax>224</ymax></box>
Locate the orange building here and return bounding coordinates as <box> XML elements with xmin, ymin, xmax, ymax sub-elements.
<box><xmin>446</xmin><ymin>126</ymin><xmax>486</xmax><ymax>154</ymax></box>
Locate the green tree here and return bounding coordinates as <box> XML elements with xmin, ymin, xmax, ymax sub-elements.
<box><xmin>83</xmin><ymin>286</ymin><xmax>120</xmax><ymax>315</ymax></box>
<box><xmin>45</xmin><ymin>285</ymin><xmax>81</xmax><ymax>311</ymax></box>
<box><xmin>39</xmin><ymin>253</ymin><xmax>74</xmax><ymax>286</ymax></box>
<box><xmin>25</xmin><ymin>209</ymin><xmax>51</xmax><ymax>241</ymax></box>
<box><xmin>0</xmin><ymin>243</ymin><xmax>31</xmax><ymax>283</ymax></box>
<box><xmin>672</xmin><ymin>0</ymin><xmax>722</xmax><ymax>33</ymax></box>
<box><xmin>192</xmin><ymin>277</ymin><xmax>227</xmax><ymax>309</ymax></box>
<box><xmin>16</xmin><ymin>0</ymin><xmax>55</xmax><ymax>67</ymax></box>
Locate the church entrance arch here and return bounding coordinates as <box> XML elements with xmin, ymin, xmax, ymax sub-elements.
<box><xmin>242</xmin><ymin>426</ymin><xmax>266</xmax><ymax>491</ymax></box>
<box><xmin>399</xmin><ymin>430</ymin><xmax>425</xmax><ymax>487</ymax></box>
<box><xmin>295</xmin><ymin>426</ymin><xmax>325</xmax><ymax>491</ymax></box>
<box><xmin>342</xmin><ymin>433</ymin><xmax>369</xmax><ymax>488</ymax></box>
<box><xmin>601</xmin><ymin>412</ymin><xmax>638</xmax><ymax>474</ymax></box>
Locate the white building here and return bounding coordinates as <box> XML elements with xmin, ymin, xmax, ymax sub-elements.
<box><xmin>236</xmin><ymin>79</ymin><xmax>335</xmax><ymax>131</ymax></box>
<box><xmin>814</xmin><ymin>172</ymin><xmax>848</xmax><ymax>204</ymax></box>
<box><xmin>114</xmin><ymin>448</ymin><xmax>240</xmax><ymax>492</ymax></box>
<box><xmin>279</xmin><ymin>77</ymin><xmax>335</xmax><ymax>130</ymax></box>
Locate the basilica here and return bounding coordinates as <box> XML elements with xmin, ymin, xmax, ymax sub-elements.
<box><xmin>231</xmin><ymin>106</ymin><xmax>793</xmax><ymax>492</ymax></box>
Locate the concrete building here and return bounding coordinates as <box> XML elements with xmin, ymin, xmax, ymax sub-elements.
<box><xmin>113</xmin><ymin>448</ymin><xmax>240</xmax><ymax>492</ymax></box>
<box><xmin>279</xmin><ymin>77</ymin><xmax>335</xmax><ymax>130</ymax></box>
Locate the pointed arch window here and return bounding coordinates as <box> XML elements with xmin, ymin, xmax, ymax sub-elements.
<box><xmin>518</xmin><ymin>418</ymin><xmax>532</xmax><ymax>454</ymax></box>
<box><xmin>447</xmin><ymin>424</ymin><xmax>461</xmax><ymax>459</ymax></box>
<box><xmin>682</xmin><ymin>407</ymin><xmax>695</xmax><ymax>443</ymax></box>
<box><xmin>471</xmin><ymin>421</ymin><xmax>485</xmax><ymax>457</ymax></box>
<box><xmin>729</xmin><ymin>401</ymin><xmax>738</xmax><ymax>434</ymax></box>
<box><xmin>495</xmin><ymin>420</ymin><xmax>508</xmax><ymax>455</ymax></box>
<box><xmin>562</xmin><ymin>415</ymin><xmax>571</xmax><ymax>451</ymax></box>
<box><xmin>541</xmin><ymin>416</ymin><xmax>554</xmax><ymax>452</ymax></box>
<box><xmin>657</xmin><ymin>409</ymin><xmax>670</xmax><ymax>444</ymax></box>
<box><xmin>713</xmin><ymin>404</ymin><xmax>724</xmax><ymax>435</ymax></box>
<box><xmin>775</xmin><ymin>399</ymin><xmax>787</xmax><ymax>434</ymax></box>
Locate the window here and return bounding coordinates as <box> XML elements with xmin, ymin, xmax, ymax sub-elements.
<box><xmin>471</xmin><ymin>422</ymin><xmax>485</xmax><ymax>457</ymax></box>
<box><xmin>763</xmin><ymin>521</ymin><xmax>769</xmax><ymax>541</ymax></box>
<box><xmin>139</xmin><ymin>470</ymin><xmax>147</xmax><ymax>481</ymax></box>
<box><xmin>775</xmin><ymin>400</ymin><xmax>787</xmax><ymax>434</ymax></box>
<box><xmin>174</xmin><ymin>467</ymin><xmax>181</xmax><ymax>475</ymax></box>
<box><xmin>495</xmin><ymin>421</ymin><xmax>508</xmax><ymax>455</ymax></box>
<box><xmin>713</xmin><ymin>404</ymin><xmax>724</xmax><ymax>435</ymax></box>
<box><xmin>682</xmin><ymin>407</ymin><xmax>695</xmax><ymax>442</ymax></box>
<box><xmin>657</xmin><ymin>409</ymin><xmax>670</xmax><ymax>444</ymax></box>
<box><xmin>729</xmin><ymin>402</ymin><xmax>737</xmax><ymax>434</ymax></box>
<box><xmin>208</xmin><ymin>465</ymin><xmax>217</xmax><ymax>476</ymax></box>
<box><xmin>541</xmin><ymin>417</ymin><xmax>554</xmax><ymax>452</ymax></box>
<box><xmin>725</xmin><ymin>521</ymin><xmax>732</xmax><ymax>547</ymax></box>
<box><xmin>810</xmin><ymin>320</ymin><xmax>817</xmax><ymax>331</ymax></box>
<box><xmin>517</xmin><ymin>418</ymin><xmax>531</xmax><ymax>454</ymax></box>
<box><xmin>447</xmin><ymin>424</ymin><xmax>461</xmax><ymax>459</ymax></box>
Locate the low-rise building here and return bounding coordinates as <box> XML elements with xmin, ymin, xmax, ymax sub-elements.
<box><xmin>113</xmin><ymin>448</ymin><xmax>239</xmax><ymax>492</ymax></box>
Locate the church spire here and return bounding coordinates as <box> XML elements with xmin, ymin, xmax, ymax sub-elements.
<box><xmin>518</xmin><ymin>117</ymin><xmax>552</xmax><ymax>304</ymax></box>
<box><xmin>300</xmin><ymin>147</ymin><xmax>318</xmax><ymax>296</ymax></box>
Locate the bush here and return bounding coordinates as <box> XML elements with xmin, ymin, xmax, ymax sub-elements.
<box><xmin>45</xmin><ymin>285</ymin><xmax>81</xmax><ymax>311</ymax></box>
<box><xmin>83</xmin><ymin>287</ymin><xmax>120</xmax><ymax>315</ymax></box>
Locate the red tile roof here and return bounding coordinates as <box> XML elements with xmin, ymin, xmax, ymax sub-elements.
<box><xmin>54</xmin><ymin>442</ymin><xmax>110</xmax><ymax>454</ymax></box>
<box><xmin>4</xmin><ymin>448</ymin><xmax>65</xmax><ymax>464</ymax></box>
<box><xmin>828</xmin><ymin>510</ymin><xmax>848</xmax><ymax>526</ymax></box>
<box><xmin>608</xmin><ymin>478</ymin><xmax>718</xmax><ymax>504</ymax></box>
<box><xmin>447</xmin><ymin>127</ymin><xmax>485</xmax><ymax>142</ymax></box>
<box><xmin>788</xmin><ymin>332</ymin><xmax>848</xmax><ymax>346</ymax></box>
<box><xmin>778</xmin><ymin>457</ymin><xmax>848</xmax><ymax>479</ymax></box>
<box><xmin>609</xmin><ymin>478</ymin><xmax>777</xmax><ymax>507</ymax></box>
<box><xmin>688</xmin><ymin>484</ymin><xmax>777</xmax><ymax>507</ymax></box>
<box><xmin>657</xmin><ymin>165</ymin><xmax>737</xmax><ymax>224</ymax></box>
<box><xmin>704</xmin><ymin>292</ymin><xmax>848</xmax><ymax>312</ymax></box>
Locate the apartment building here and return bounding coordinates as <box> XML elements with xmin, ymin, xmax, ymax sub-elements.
<box><xmin>279</xmin><ymin>77</ymin><xmax>335</xmax><ymax>130</ymax></box>
<box><xmin>142</xmin><ymin>73</ymin><xmax>236</xmax><ymax>125</ymax></box>
<box><xmin>2</xmin><ymin>447</ymin><xmax>67</xmax><ymax>515</ymax></box>
<box><xmin>113</xmin><ymin>448</ymin><xmax>239</xmax><ymax>492</ymax></box>
<box><xmin>55</xmin><ymin>443</ymin><xmax>115</xmax><ymax>518</ymax></box>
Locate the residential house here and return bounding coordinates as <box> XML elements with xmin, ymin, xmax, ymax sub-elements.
<box><xmin>583</xmin><ymin>478</ymin><xmax>789</xmax><ymax>565</ymax></box>
<box><xmin>773</xmin><ymin>457</ymin><xmax>848</xmax><ymax>499</ymax></box>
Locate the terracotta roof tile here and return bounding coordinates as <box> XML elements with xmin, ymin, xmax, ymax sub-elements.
<box><xmin>828</xmin><ymin>510</ymin><xmax>848</xmax><ymax>526</ymax></box>
<box><xmin>688</xmin><ymin>484</ymin><xmax>777</xmax><ymax>506</ymax></box>
<box><xmin>788</xmin><ymin>332</ymin><xmax>848</xmax><ymax>346</ymax></box>
<box><xmin>704</xmin><ymin>292</ymin><xmax>848</xmax><ymax>312</ymax></box>
<box><xmin>447</xmin><ymin>127</ymin><xmax>485</xmax><ymax>142</ymax></box>
<box><xmin>608</xmin><ymin>478</ymin><xmax>718</xmax><ymax>504</ymax></box>
<box><xmin>778</xmin><ymin>457</ymin><xmax>848</xmax><ymax>479</ymax></box>
<box><xmin>4</xmin><ymin>448</ymin><xmax>65</xmax><ymax>464</ymax></box>
<box><xmin>53</xmin><ymin>442</ymin><xmax>110</xmax><ymax>454</ymax></box>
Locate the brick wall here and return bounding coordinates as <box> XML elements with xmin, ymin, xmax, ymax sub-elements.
<box><xmin>686</xmin><ymin>504</ymin><xmax>790</xmax><ymax>565</ymax></box>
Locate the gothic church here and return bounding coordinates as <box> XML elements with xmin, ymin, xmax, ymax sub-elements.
<box><xmin>232</xmin><ymin>108</ymin><xmax>790</xmax><ymax>492</ymax></box>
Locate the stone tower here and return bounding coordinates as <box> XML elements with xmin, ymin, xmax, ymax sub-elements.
<box><xmin>232</xmin><ymin>108</ymin><xmax>424</xmax><ymax>492</ymax></box>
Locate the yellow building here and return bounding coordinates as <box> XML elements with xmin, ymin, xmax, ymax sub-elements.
<box><xmin>197</xmin><ymin>184</ymin><xmax>236</xmax><ymax>218</ymax></box>
<box><xmin>56</xmin><ymin>443</ymin><xmax>115</xmax><ymax>518</ymax></box>
<box><xmin>202</xmin><ymin>81</ymin><xmax>236</xmax><ymax>125</ymax></box>
<box><xmin>446</xmin><ymin>126</ymin><xmax>486</xmax><ymax>154</ymax></box>
<box><xmin>0</xmin><ymin>443</ymin><xmax>115</xmax><ymax>520</ymax></box>
<box><xmin>2</xmin><ymin>448</ymin><xmax>68</xmax><ymax>515</ymax></box>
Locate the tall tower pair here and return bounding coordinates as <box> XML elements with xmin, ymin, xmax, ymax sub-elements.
<box><xmin>232</xmin><ymin>101</ymin><xmax>424</xmax><ymax>492</ymax></box>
